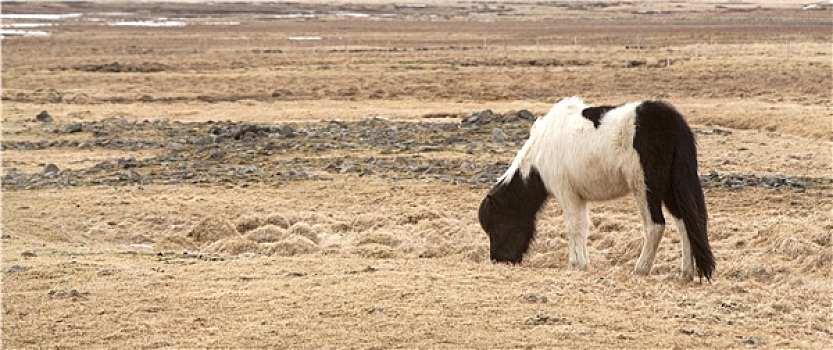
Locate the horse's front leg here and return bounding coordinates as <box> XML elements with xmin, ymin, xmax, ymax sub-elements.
<box><xmin>562</xmin><ymin>198</ymin><xmax>590</xmax><ymax>270</ymax></box>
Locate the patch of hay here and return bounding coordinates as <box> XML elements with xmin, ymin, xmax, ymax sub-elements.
<box><xmin>811</xmin><ymin>232</ymin><xmax>831</xmax><ymax>247</ymax></box>
<box><xmin>264</xmin><ymin>213</ymin><xmax>290</xmax><ymax>229</ymax></box>
<box><xmin>349</xmin><ymin>214</ymin><xmax>388</xmax><ymax>233</ymax></box>
<box><xmin>723</xmin><ymin>260</ymin><xmax>781</xmax><ymax>283</ymax></box>
<box><xmin>396</xmin><ymin>208</ymin><xmax>441</xmax><ymax>225</ymax></box>
<box><xmin>525</xmin><ymin>251</ymin><xmax>567</xmax><ymax>269</ymax></box>
<box><xmin>187</xmin><ymin>217</ymin><xmax>239</xmax><ymax>244</ymax></box>
<box><xmin>329</xmin><ymin>221</ymin><xmax>352</xmax><ymax>233</ymax></box>
<box><xmin>244</xmin><ymin>225</ymin><xmax>288</xmax><ymax>243</ymax></box>
<box><xmin>155</xmin><ymin>235</ymin><xmax>197</xmax><ymax>252</ymax></box>
<box><xmin>774</xmin><ymin>237</ymin><xmax>814</xmax><ymax>258</ymax></box>
<box><xmin>417</xmin><ymin>245</ymin><xmax>458</xmax><ymax>259</ymax></box>
<box><xmin>593</xmin><ymin>236</ymin><xmax>618</xmax><ymax>250</ymax></box>
<box><xmin>262</xmin><ymin>236</ymin><xmax>318</xmax><ymax>257</ymax></box>
<box><xmin>357</xmin><ymin>233</ymin><xmax>401</xmax><ymax>247</ymax></box>
<box><xmin>286</xmin><ymin>211</ymin><xmax>332</xmax><ymax>227</ymax></box>
<box><xmin>528</xmin><ymin>238</ymin><xmax>568</xmax><ymax>257</ymax></box>
<box><xmin>414</xmin><ymin>217</ymin><xmax>462</xmax><ymax>238</ymax></box>
<box><xmin>597</xmin><ymin>221</ymin><xmax>627</xmax><ymax>233</ymax></box>
<box><xmin>466</xmin><ymin>245</ymin><xmax>489</xmax><ymax>263</ymax></box>
<box><xmin>235</xmin><ymin>215</ymin><xmax>264</xmax><ymax>233</ymax></box>
<box><xmin>803</xmin><ymin>251</ymin><xmax>831</xmax><ymax>275</ymax></box>
<box><xmin>606</xmin><ymin>238</ymin><xmax>642</xmax><ymax>267</ymax></box>
<box><xmin>353</xmin><ymin>243</ymin><xmax>399</xmax><ymax>259</ymax></box>
<box><xmin>204</xmin><ymin>236</ymin><xmax>260</xmax><ymax>255</ymax></box>
<box><xmin>288</xmin><ymin>222</ymin><xmax>320</xmax><ymax>244</ymax></box>
<box><xmin>128</xmin><ymin>234</ymin><xmax>155</xmax><ymax>244</ymax></box>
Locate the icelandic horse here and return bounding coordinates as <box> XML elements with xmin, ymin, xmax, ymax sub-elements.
<box><xmin>478</xmin><ymin>97</ymin><xmax>714</xmax><ymax>280</ymax></box>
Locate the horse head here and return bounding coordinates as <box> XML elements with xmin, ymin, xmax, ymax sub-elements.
<box><xmin>478</xmin><ymin>167</ymin><xmax>548</xmax><ymax>263</ymax></box>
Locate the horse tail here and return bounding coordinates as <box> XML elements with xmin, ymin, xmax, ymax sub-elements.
<box><xmin>668</xmin><ymin>114</ymin><xmax>714</xmax><ymax>281</ymax></box>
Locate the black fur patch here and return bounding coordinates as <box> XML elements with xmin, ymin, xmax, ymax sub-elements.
<box><xmin>633</xmin><ymin>100</ymin><xmax>714</xmax><ymax>280</ymax></box>
<box><xmin>581</xmin><ymin>106</ymin><xmax>618</xmax><ymax>128</ymax></box>
<box><xmin>479</xmin><ymin>167</ymin><xmax>549</xmax><ymax>263</ymax></box>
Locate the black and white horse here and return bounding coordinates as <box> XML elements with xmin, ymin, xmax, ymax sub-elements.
<box><xmin>478</xmin><ymin>97</ymin><xmax>714</xmax><ymax>280</ymax></box>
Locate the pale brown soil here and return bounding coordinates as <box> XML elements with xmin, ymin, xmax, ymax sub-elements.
<box><xmin>2</xmin><ymin>1</ymin><xmax>832</xmax><ymax>349</ymax></box>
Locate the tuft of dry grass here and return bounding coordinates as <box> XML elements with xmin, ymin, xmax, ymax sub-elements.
<box><xmin>187</xmin><ymin>217</ymin><xmax>239</xmax><ymax>244</ymax></box>
<box><xmin>262</xmin><ymin>235</ymin><xmax>319</xmax><ymax>257</ymax></box>
<box><xmin>244</xmin><ymin>225</ymin><xmax>288</xmax><ymax>243</ymax></box>
<box><xmin>235</xmin><ymin>215</ymin><xmax>264</xmax><ymax>234</ymax></box>
<box><xmin>205</xmin><ymin>235</ymin><xmax>260</xmax><ymax>255</ymax></box>
<box><xmin>264</xmin><ymin>213</ymin><xmax>290</xmax><ymax>229</ymax></box>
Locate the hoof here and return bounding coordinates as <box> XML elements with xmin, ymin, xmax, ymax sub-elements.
<box><xmin>680</xmin><ymin>270</ymin><xmax>695</xmax><ymax>281</ymax></box>
<box><xmin>568</xmin><ymin>260</ymin><xmax>588</xmax><ymax>271</ymax></box>
<box><xmin>632</xmin><ymin>267</ymin><xmax>651</xmax><ymax>276</ymax></box>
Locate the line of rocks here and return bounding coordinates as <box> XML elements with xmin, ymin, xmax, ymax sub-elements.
<box><xmin>2</xmin><ymin>114</ymin><xmax>528</xmax><ymax>152</ymax></box>
<box><xmin>4</xmin><ymin>157</ymin><xmax>827</xmax><ymax>192</ymax></box>
<box><xmin>2</xmin><ymin>112</ymin><xmax>830</xmax><ymax>193</ymax></box>
<box><xmin>699</xmin><ymin>171</ymin><xmax>828</xmax><ymax>192</ymax></box>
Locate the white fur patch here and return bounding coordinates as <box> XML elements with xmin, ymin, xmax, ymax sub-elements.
<box><xmin>502</xmin><ymin>97</ymin><xmax>644</xmax><ymax>202</ymax></box>
<box><xmin>499</xmin><ymin>97</ymin><xmax>588</xmax><ymax>183</ymax></box>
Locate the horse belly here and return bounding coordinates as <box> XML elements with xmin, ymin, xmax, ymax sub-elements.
<box><xmin>561</xmin><ymin>146</ymin><xmax>636</xmax><ymax>201</ymax></box>
<box><xmin>571</xmin><ymin>168</ymin><xmax>631</xmax><ymax>201</ymax></box>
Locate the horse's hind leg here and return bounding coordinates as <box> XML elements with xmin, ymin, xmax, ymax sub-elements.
<box><xmin>633</xmin><ymin>191</ymin><xmax>665</xmax><ymax>275</ymax></box>
<box><xmin>562</xmin><ymin>197</ymin><xmax>590</xmax><ymax>270</ymax></box>
<box><xmin>674</xmin><ymin>218</ymin><xmax>695</xmax><ymax>279</ymax></box>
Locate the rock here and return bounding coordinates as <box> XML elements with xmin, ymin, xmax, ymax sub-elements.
<box><xmin>279</xmin><ymin>124</ymin><xmax>296</xmax><ymax>137</ymax></box>
<box><xmin>461</xmin><ymin>109</ymin><xmax>496</xmax><ymax>126</ymax></box>
<box><xmin>524</xmin><ymin>313</ymin><xmax>570</xmax><ymax>326</ymax></box>
<box><xmin>6</xmin><ymin>265</ymin><xmax>30</xmax><ymax>273</ymax></box>
<box><xmin>237</xmin><ymin>165</ymin><xmax>260</xmax><ymax>175</ymax></box>
<box><xmin>208</xmin><ymin>150</ymin><xmax>226</xmax><ymax>159</ymax></box>
<box><xmin>490</xmin><ymin>128</ymin><xmax>507</xmax><ymax>141</ymax></box>
<box><xmin>512</xmin><ymin>109</ymin><xmax>536</xmax><ymax>121</ymax></box>
<box><xmin>117</xmin><ymin>157</ymin><xmax>140</xmax><ymax>169</ymax></box>
<box><xmin>520</xmin><ymin>293</ymin><xmax>548</xmax><ymax>304</ymax></box>
<box><xmin>36</xmin><ymin>110</ymin><xmax>53</xmax><ymax>123</ymax></box>
<box><xmin>462</xmin><ymin>109</ymin><xmax>536</xmax><ymax>127</ymax></box>
<box><xmin>340</xmin><ymin>163</ymin><xmax>358</xmax><ymax>173</ymax></box>
<box><xmin>65</xmin><ymin>123</ymin><xmax>84</xmax><ymax>133</ymax></box>
<box><xmin>712</xmin><ymin>127</ymin><xmax>733</xmax><ymax>136</ymax></box>
<box><xmin>417</xmin><ymin>146</ymin><xmax>443</xmax><ymax>152</ymax></box>
<box><xmin>240</xmin><ymin>131</ymin><xmax>258</xmax><ymax>142</ymax></box>
<box><xmin>43</xmin><ymin>164</ymin><xmax>60</xmax><ymax>175</ymax></box>
<box><xmin>738</xmin><ymin>338</ymin><xmax>761</xmax><ymax>346</ymax></box>
<box><xmin>48</xmin><ymin>289</ymin><xmax>89</xmax><ymax>300</ymax></box>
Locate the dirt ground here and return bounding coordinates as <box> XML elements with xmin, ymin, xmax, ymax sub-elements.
<box><xmin>2</xmin><ymin>1</ymin><xmax>831</xmax><ymax>349</ymax></box>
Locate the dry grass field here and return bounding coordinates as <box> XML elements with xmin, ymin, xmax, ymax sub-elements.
<box><xmin>2</xmin><ymin>1</ymin><xmax>831</xmax><ymax>349</ymax></box>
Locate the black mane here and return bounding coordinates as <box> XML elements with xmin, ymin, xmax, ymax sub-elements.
<box><xmin>581</xmin><ymin>105</ymin><xmax>618</xmax><ymax>128</ymax></box>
